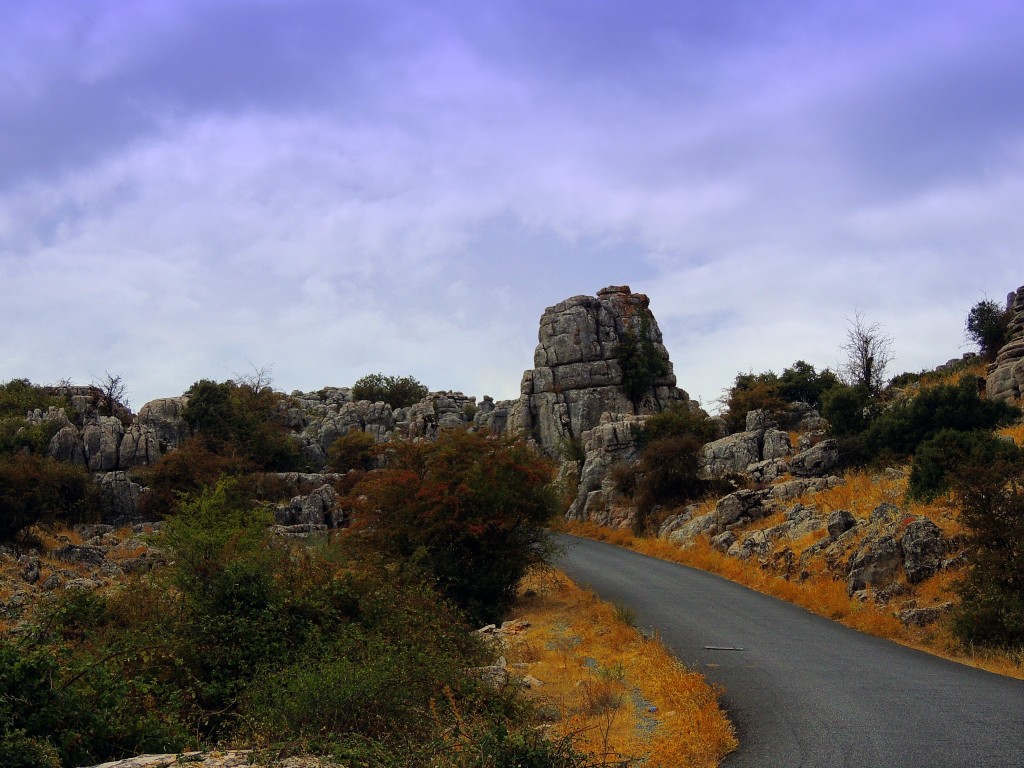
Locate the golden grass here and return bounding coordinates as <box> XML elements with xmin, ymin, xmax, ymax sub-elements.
<box><xmin>506</xmin><ymin>570</ymin><xmax>737</xmax><ymax>767</ymax></box>
<box><xmin>997</xmin><ymin>423</ymin><xmax>1024</xmax><ymax>448</ymax></box>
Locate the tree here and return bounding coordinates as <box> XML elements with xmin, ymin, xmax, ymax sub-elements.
<box><xmin>351</xmin><ymin>373</ymin><xmax>429</xmax><ymax>408</ymax></box>
<box><xmin>344</xmin><ymin>430</ymin><xmax>557</xmax><ymax>624</ymax></box>
<box><xmin>965</xmin><ymin>299</ymin><xmax>1011</xmax><ymax>361</ymax></box>
<box><xmin>840</xmin><ymin>312</ymin><xmax>894</xmax><ymax>395</ymax></box>
<box><xmin>93</xmin><ymin>372</ymin><xmax>128</xmax><ymax>418</ymax></box>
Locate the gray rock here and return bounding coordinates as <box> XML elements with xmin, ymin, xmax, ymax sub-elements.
<box><xmin>666</xmin><ymin>512</ymin><xmax>717</xmax><ymax>545</ymax></box>
<box><xmin>711</xmin><ymin>531</ymin><xmax>736</xmax><ymax>552</ymax></box>
<box><xmin>137</xmin><ymin>397</ymin><xmax>192</xmax><ymax>451</ymax></box>
<box><xmin>714</xmin><ymin>489</ymin><xmax>773</xmax><ymax>530</ymax></box>
<box><xmin>702</xmin><ymin>431</ymin><xmax>762</xmax><ymax>478</ymax></box>
<box><xmin>901</xmin><ymin>518</ymin><xmax>946</xmax><ymax>583</ymax></box>
<box><xmin>118</xmin><ymin>424</ymin><xmax>161</xmax><ymax>468</ymax></box>
<box><xmin>64</xmin><ymin>578</ymin><xmax>102</xmax><ymax>591</ymax></box>
<box><xmin>761</xmin><ymin>429</ymin><xmax>792</xmax><ymax>461</ymax></box>
<box><xmin>566</xmin><ymin>414</ymin><xmax>646</xmax><ymax>521</ymax></box>
<box><xmin>827</xmin><ymin>509</ymin><xmax>857</xmax><ymax>539</ymax></box>
<box><xmin>83</xmin><ymin>416</ymin><xmax>124</xmax><ymax>472</ymax></box>
<box><xmin>53</xmin><ymin>544</ymin><xmax>106</xmax><ymax>567</ymax></box>
<box><xmin>789</xmin><ymin>439</ymin><xmax>840</xmax><ymax>477</ymax></box>
<box><xmin>745</xmin><ymin>409</ymin><xmax>776</xmax><ymax>432</ymax></box>
<box><xmin>986</xmin><ymin>285</ymin><xmax>1024</xmax><ymax>403</ymax></box>
<box><xmin>97</xmin><ymin>472</ymin><xmax>144</xmax><ymax>521</ymax></box>
<box><xmin>747</xmin><ymin>458</ymin><xmax>788</xmax><ymax>484</ymax></box>
<box><xmin>847</xmin><ymin>534</ymin><xmax>902</xmax><ymax>594</ymax></box>
<box><xmin>897</xmin><ymin>603</ymin><xmax>953</xmax><ymax>627</ymax></box>
<box><xmin>48</xmin><ymin>425</ymin><xmax>86</xmax><ymax>465</ymax></box>
<box><xmin>19</xmin><ymin>556</ymin><xmax>40</xmax><ymax>584</ymax></box>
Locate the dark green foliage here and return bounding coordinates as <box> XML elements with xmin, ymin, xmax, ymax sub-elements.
<box><xmin>950</xmin><ymin>463</ymin><xmax>1024</xmax><ymax>649</ymax></box>
<box><xmin>722</xmin><ymin>361</ymin><xmax>840</xmax><ymax>433</ymax></box>
<box><xmin>346</xmin><ymin>430</ymin><xmax>558</xmax><ymax>624</ymax></box>
<box><xmin>0</xmin><ymin>379</ymin><xmax>69</xmax><ymax>420</ymax></box>
<box><xmin>460</xmin><ymin>725</ymin><xmax>591</xmax><ymax>768</ymax></box>
<box><xmin>326</xmin><ymin>429</ymin><xmax>377</xmax><ymax>472</ymax></box>
<box><xmin>862</xmin><ymin>378</ymin><xmax>1019</xmax><ymax>459</ymax></box>
<box><xmin>614</xmin><ymin>318</ymin><xmax>670</xmax><ymax>403</ymax></box>
<box><xmin>777</xmin><ymin>360</ymin><xmax>841</xmax><ymax>408</ymax></box>
<box><xmin>0</xmin><ymin>418</ymin><xmax>62</xmax><ymax>456</ymax></box>
<box><xmin>720</xmin><ymin>371</ymin><xmax>784</xmax><ymax>433</ymax></box>
<box><xmin>908</xmin><ymin>430</ymin><xmax>1024</xmax><ymax>501</ymax></box>
<box><xmin>351</xmin><ymin>373</ymin><xmax>429</xmax><ymax>408</ymax></box>
<box><xmin>639</xmin><ymin>403</ymin><xmax>720</xmax><ymax>447</ymax></box>
<box><xmin>966</xmin><ymin>298</ymin><xmax>1011</xmax><ymax>361</ymax></box>
<box><xmin>0</xmin><ymin>454</ymin><xmax>100</xmax><ymax>540</ymax></box>
<box><xmin>821</xmin><ymin>384</ymin><xmax>871</xmax><ymax>437</ymax></box>
<box><xmin>183</xmin><ymin>378</ymin><xmax>302</xmax><ymax>471</ymax></box>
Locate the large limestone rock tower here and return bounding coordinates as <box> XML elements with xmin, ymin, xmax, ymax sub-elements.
<box><xmin>986</xmin><ymin>285</ymin><xmax>1024</xmax><ymax>403</ymax></box>
<box><xmin>508</xmin><ymin>285</ymin><xmax>691</xmax><ymax>455</ymax></box>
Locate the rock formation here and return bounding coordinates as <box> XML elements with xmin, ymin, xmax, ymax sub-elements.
<box><xmin>508</xmin><ymin>285</ymin><xmax>691</xmax><ymax>456</ymax></box>
<box><xmin>986</xmin><ymin>284</ymin><xmax>1024</xmax><ymax>403</ymax></box>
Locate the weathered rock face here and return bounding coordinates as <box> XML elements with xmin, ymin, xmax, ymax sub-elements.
<box><xmin>137</xmin><ymin>397</ymin><xmax>192</xmax><ymax>452</ymax></box>
<box><xmin>986</xmin><ymin>285</ymin><xmax>1024</xmax><ymax>403</ymax></box>
<box><xmin>565</xmin><ymin>414</ymin><xmax>646</xmax><ymax>523</ymax></box>
<box><xmin>83</xmin><ymin>416</ymin><xmax>125</xmax><ymax>472</ymax></box>
<box><xmin>509</xmin><ymin>286</ymin><xmax>690</xmax><ymax>456</ymax></box>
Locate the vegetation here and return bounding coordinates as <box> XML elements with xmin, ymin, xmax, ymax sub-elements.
<box><xmin>351</xmin><ymin>373</ymin><xmax>429</xmax><ymax>408</ymax></box>
<box><xmin>183</xmin><ymin>378</ymin><xmax>302</xmax><ymax>471</ymax></box>
<box><xmin>908</xmin><ymin>430</ymin><xmax>1024</xmax><ymax>501</ymax></box>
<box><xmin>839</xmin><ymin>311</ymin><xmax>894</xmax><ymax>395</ymax></box>
<box><xmin>721</xmin><ymin>361</ymin><xmax>840</xmax><ymax>433</ymax></box>
<box><xmin>326</xmin><ymin>429</ymin><xmax>377</xmax><ymax>472</ymax></box>
<box><xmin>966</xmin><ymin>298</ymin><xmax>1011</xmax><ymax>361</ymax></box>
<box><xmin>615</xmin><ymin>318</ymin><xmax>670</xmax><ymax>403</ymax></box>
<box><xmin>0</xmin><ymin>480</ymin><xmax>587</xmax><ymax>768</ymax></box>
<box><xmin>0</xmin><ymin>379</ymin><xmax>70</xmax><ymax>420</ymax></box>
<box><xmin>344</xmin><ymin>430</ymin><xmax>558</xmax><ymax>624</ymax></box>
<box><xmin>0</xmin><ymin>454</ymin><xmax>100</xmax><ymax>541</ymax></box>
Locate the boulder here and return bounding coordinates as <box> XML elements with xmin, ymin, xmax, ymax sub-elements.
<box><xmin>118</xmin><ymin>424</ymin><xmax>161</xmax><ymax>468</ymax></box>
<box><xmin>701</xmin><ymin>431</ymin><xmax>761</xmax><ymax>478</ymax></box>
<box><xmin>901</xmin><ymin>518</ymin><xmax>946</xmax><ymax>583</ymax></box>
<box><xmin>714</xmin><ymin>488</ymin><xmax>773</xmax><ymax>530</ymax></box>
<box><xmin>566</xmin><ymin>414</ymin><xmax>646</xmax><ymax>522</ymax></box>
<box><xmin>97</xmin><ymin>472</ymin><xmax>145</xmax><ymax>522</ymax></box>
<box><xmin>48</xmin><ymin>425</ymin><xmax>86</xmax><ymax>465</ymax></box>
<box><xmin>789</xmin><ymin>439</ymin><xmax>840</xmax><ymax>477</ymax></box>
<box><xmin>827</xmin><ymin>509</ymin><xmax>857</xmax><ymax>539</ymax></box>
<box><xmin>137</xmin><ymin>397</ymin><xmax>191</xmax><ymax>451</ymax></box>
<box><xmin>847</xmin><ymin>534</ymin><xmax>902</xmax><ymax>594</ymax></box>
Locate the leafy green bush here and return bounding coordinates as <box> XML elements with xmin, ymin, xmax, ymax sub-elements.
<box><xmin>720</xmin><ymin>361</ymin><xmax>839</xmax><ymax>433</ymax></box>
<box><xmin>345</xmin><ymin>430</ymin><xmax>558</xmax><ymax>624</ymax></box>
<box><xmin>908</xmin><ymin>430</ymin><xmax>1024</xmax><ymax>501</ymax></box>
<box><xmin>0</xmin><ymin>418</ymin><xmax>62</xmax><ymax>456</ymax></box>
<box><xmin>821</xmin><ymin>384</ymin><xmax>871</xmax><ymax>437</ymax></box>
<box><xmin>966</xmin><ymin>298</ymin><xmax>1011</xmax><ymax>361</ymax></box>
<box><xmin>183</xmin><ymin>379</ymin><xmax>303</xmax><ymax>470</ymax></box>
<box><xmin>327</xmin><ymin>429</ymin><xmax>377</xmax><ymax>472</ymax></box>
<box><xmin>0</xmin><ymin>379</ymin><xmax>69</xmax><ymax>420</ymax></box>
<box><xmin>862</xmin><ymin>378</ymin><xmax>1019</xmax><ymax>459</ymax></box>
<box><xmin>351</xmin><ymin>373</ymin><xmax>429</xmax><ymax>408</ymax></box>
<box><xmin>638</xmin><ymin>403</ymin><xmax>719</xmax><ymax>447</ymax></box>
<box><xmin>0</xmin><ymin>454</ymin><xmax>100</xmax><ymax>540</ymax></box>
<box><xmin>951</xmin><ymin>462</ymin><xmax>1024</xmax><ymax>649</ymax></box>
<box><xmin>614</xmin><ymin>318</ymin><xmax>670</xmax><ymax>403</ymax></box>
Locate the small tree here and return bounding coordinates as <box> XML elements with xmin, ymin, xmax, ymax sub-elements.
<box><xmin>615</xmin><ymin>317</ymin><xmax>670</xmax><ymax>404</ymax></box>
<box><xmin>965</xmin><ymin>299</ymin><xmax>1011</xmax><ymax>361</ymax></box>
<box><xmin>351</xmin><ymin>374</ymin><xmax>429</xmax><ymax>408</ymax></box>
<box><xmin>93</xmin><ymin>372</ymin><xmax>128</xmax><ymax>418</ymax></box>
<box><xmin>840</xmin><ymin>312</ymin><xmax>894</xmax><ymax>395</ymax></box>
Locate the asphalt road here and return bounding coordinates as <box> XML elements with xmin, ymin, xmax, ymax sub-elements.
<box><xmin>555</xmin><ymin>534</ymin><xmax>1024</xmax><ymax>768</ymax></box>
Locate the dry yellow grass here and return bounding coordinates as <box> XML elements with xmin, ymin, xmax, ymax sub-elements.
<box><xmin>506</xmin><ymin>570</ymin><xmax>736</xmax><ymax>767</ymax></box>
<box><xmin>997</xmin><ymin>422</ymin><xmax>1024</xmax><ymax>447</ymax></box>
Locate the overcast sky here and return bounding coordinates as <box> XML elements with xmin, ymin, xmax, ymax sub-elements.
<box><xmin>2</xmin><ymin>0</ymin><xmax>1023</xmax><ymax>412</ymax></box>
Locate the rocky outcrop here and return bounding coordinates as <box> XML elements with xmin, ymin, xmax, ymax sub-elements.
<box><xmin>83</xmin><ymin>416</ymin><xmax>124</xmax><ymax>472</ymax></box>
<box><xmin>509</xmin><ymin>286</ymin><xmax>690</xmax><ymax>456</ymax></box>
<box><xmin>788</xmin><ymin>439</ymin><xmax>840</xmax><ymax>478</ymax></box>
<box><xmin>565</xmin><ymin>414</ymin><xmax>646</xmax><ymax>523</ymax></box>
<box><xmin>137</xmin><ymin>397</ymin><xmax>192</xmax><ymax>452</ymax></box>
<box><xmin>986</xmin><ymin>285</ymin><xmax>1024</xmax><ymax>403</ymax></box>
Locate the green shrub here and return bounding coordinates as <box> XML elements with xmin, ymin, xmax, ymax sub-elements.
<box><xmin>614</xmin><ymin>318</ymin><xmax>670</xmax><ymax>404</ymax></box>
<box><xmin>327</xmin><ymin>429</ymin><xmax>377</xmax><ymax>472</ymax></box>
<box><xmin>0</xmin><ymin>417</ymin><xmax>62</xmax><ymax>456</ymax></box>
<box><xmin>351</xmin><ymin>373</ymin><xmax>429</xmax><ymax>408</ymax></box>
<box><xmin>908</xmin><ymin>430</ymin><xmax>1024</xmax><ymax>501</ymax></box>
<box><xmin>0</xmin><ymin>379</ymin><xmax>69</xmax><ymax>420</ymax></box>
<box><xmin>0</xmin><ymin>454</ymin><xmax>100</xmax><ymax>540</ymax></box>
<box><xmin>966</xmin><ymin>298</ymin><xmax>1012</xmax><ymax>361</ymax></box>
<box><xmin>638</xmin><ymin>403</ymin><xmax>719</xmax><ymax>447</ymax></box>
<box><xmin>863</xmin><ymin>378</ymin><xmax>1019</xmax><ymax>459</ymax></box>
<box><xmin>821</xmin><ymin>384</ymin><xmax>871</xmax><ymax>437</ymax></box>
<box><xmin>950</xmin><ymin>462</ymin><xmax>1024</xmax><ymax>649</ymax></box>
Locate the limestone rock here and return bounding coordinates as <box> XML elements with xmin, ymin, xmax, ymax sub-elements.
<box><xmin>714</xmin><ymin>488</ymin><xmax>773</xmax><ymax>531</ymax></box>
<box><xmin>275</xmin><ymin>484</ymin><xmax>342</xmax><ymax>527</ymax></box>
<box><xmin>48</xmin><ymin>425</ymin><xmax>86</xmax><ymax>465</ymax></box>
<box><xmin>97</xmin><ymin>472</ymin><xmax>144</xmax><ymax>522</ymax></box>
<box><xmin>566</xmin><ymin>414</ymin><xmax>646</xmax><ymax>522</ymax></box>
<box><xmin>789</xmin><ymin>439</ymin><xmax>840</xmax><ymax>477</ymax></box>
<box><xmin>901</xmin><ymin>518</ymin><xmax>946</xmax><ymax>583</ymax></box>
<box><xmin>137</xmin><ymin>397</ymin><xmax>191</xmax><ymax>452</ymax></box>
<box><xmin>897</xmin><ymin>602</ymin><xmax>953</xmax><ymax>627</ymax></box>
<box><xmin>118</xmin><ymin>424</ymin><xmax>161</xmax><ymax>469</ymax></box>
<box><xmin>847</xmin><ymin>534</ymin><xmax>901</xmax><ymax>594</ymax></box>
<box><xmin>82</xmin><ymin>416</ymin><xmax>124</xmax><ymax>472</ymax></box>
<box><xmin>701</xmin><ymin>431</ymin><xmax>761</xmax><ymax>478</ymax></box>
<box><xmin>827</xmin><ymin>509</ymin><xmax>857</xmax><ymax>539</ymax></box>
<box><xmin>515</xmin><ymin>286</ymin><xmax>689</xmax><ymax>457</ymax></box>
<box><xmin>986</xmin><ymin>285</ymin><xmax>1024</xmax><ymax>403</ymax></box>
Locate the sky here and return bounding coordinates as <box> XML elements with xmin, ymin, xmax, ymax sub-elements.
<box><xmin>2</xmin><ymin>0</ymin><xmax>1024</xmax><ymax>413</ymax></box>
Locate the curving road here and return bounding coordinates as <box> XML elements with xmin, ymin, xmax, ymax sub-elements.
<box><xmin>555</xmin><ymin>534</ymin><xmax>1024</xmax><ymax>768</ymax></box>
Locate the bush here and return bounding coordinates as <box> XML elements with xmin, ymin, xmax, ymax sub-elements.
<box><xmin>0</xmin><ymin>418</ymin><xmax>62</xmax><ymax>456</ymax></box>
<box><xmin>821</xmin><ymin>384</ymin><xmax>871</xmax><ymax>437</ymax></box>
<box><xmin>966</xmin><ymin>298</ymin><xmax>1011</xmax><ymax>361</ymax></box>
<box><xmin>638</xmin><ymin>403</ymin><xmax>719</xmax><ymax>447</ymax></box>
<box><xmin>0</xmin><ymin>454</ymin><xmax>100</xmax><ymax>540</ymax></box>
<box><xmin>908</xmin><ymin>430</ymin><xmax>1024</xmax><ymax>501</ymax></box>
<box><xmin>0</xmin><ymin>379</ymin><xmax>69</xmax><ymax>420</ymax></box>
<box><xmin>721</xmin><ymin>361</ymin><xmax>840</xmax><ymax>433</ymax></box>
<box><xmin>351</xmin><ymin>373</ymin><xmax>429</xmax><ymax>408</ymax></box>
<box><xmin>345</xmin><ymin>430</ymin><xmax>558</xmax><ymax>624</ymax></box>
<box><xmin>863</xmin><ymin>378</ymin><xmax>1019</xmax><ymax>459</ymax></box>
<box><xmin>183</xmin><ymin>379</ymin><xmax>303</xmax><ymax>471</ymax></box>
<box><xmin>950</xmin><ymin>462</ymin><xmax>1024</xmax><ymax>649</ymax></box>
<box><xmin>614</xmin><ymin>318</ymin><xmax>670</xmax><ymax>404</ymax></box>
<box><xmin>327</xmin><ymin>430</ymin><xmax>377</xmax><ymax>472</ymax></box>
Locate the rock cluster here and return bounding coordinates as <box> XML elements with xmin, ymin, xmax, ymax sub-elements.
<box><xmin>508</xmin><ymin>286</ymin><xmax>690</xmax><ymax>456</ymax></box>
<box><xmin>986</xmin><ymin>284</ymin><xmax>1024</xmax><ymax>403</ymax></box>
